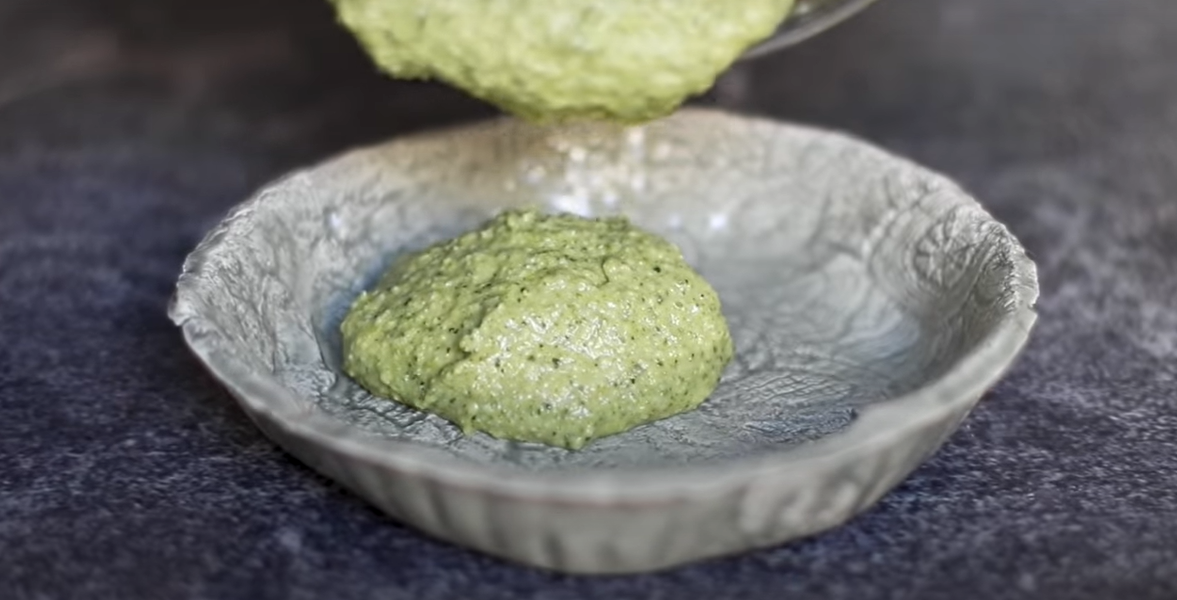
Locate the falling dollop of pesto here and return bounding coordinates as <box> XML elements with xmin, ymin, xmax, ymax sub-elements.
<box><xmin>328</xmin><ymin>0</ymin><xmax>796</xmax><ymax>123</ymax></box>
<box><xmin>340</xmin><ymin>209</ymin><xmax>733</xmax><ymax>449</ymax></box>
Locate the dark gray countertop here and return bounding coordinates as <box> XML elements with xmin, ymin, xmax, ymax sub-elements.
<box><xmin>2</xmin><ymin>0</ymin><xmax>1176</xmax><ymax>598</ymax></box>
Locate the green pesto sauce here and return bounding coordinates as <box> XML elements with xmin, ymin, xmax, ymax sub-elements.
<box><xmin>329</xmin><ymin>0</ymin><xmax>795</xmax><ymax>123</ymax></box>
<box><xmin>341</xmin><ymin>209</ymin><xmax>733</xmax><ymax>449</ymax></box>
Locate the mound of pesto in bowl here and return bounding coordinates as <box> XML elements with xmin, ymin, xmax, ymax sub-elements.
<box><xmin>340</xmin><ymin>209</ymin><xmax>734</xmax><ymax>450</ymax></box>
<box><xmin>329</xmin><ymin>0</ymin><xmax>796</xmax><ymax>122</ymax></box>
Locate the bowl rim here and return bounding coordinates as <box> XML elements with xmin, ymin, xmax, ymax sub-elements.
<box><xmin>169</xmin><ymin>109</ymin><xmax>1039</xmax><ymax>505</ymax></box>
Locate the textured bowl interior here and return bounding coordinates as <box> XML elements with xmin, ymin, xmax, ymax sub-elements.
<box><xmin>172</xmin><ymin>109</ymin><xmax>1036</xmax><ymax>481</ymax></box>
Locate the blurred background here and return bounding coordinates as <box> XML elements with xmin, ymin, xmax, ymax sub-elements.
<box><xmin>2</xmin><ymin>1</ymin><xmax>1176</xmax><ymax>599</ymax></box>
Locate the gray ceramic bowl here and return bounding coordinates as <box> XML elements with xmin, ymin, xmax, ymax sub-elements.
<box><xmin>169</xmin><ymin>109</ymin><xmax>1037</xmax><ymax>574</ymax></box>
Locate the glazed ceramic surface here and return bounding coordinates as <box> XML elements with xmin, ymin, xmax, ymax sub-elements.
<box><xmin>170</xmin><ymin>109</ymin><xmax>1038</xmax><ymax>573</ymax></box>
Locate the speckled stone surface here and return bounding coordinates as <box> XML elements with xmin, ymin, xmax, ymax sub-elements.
<box><xmin>1</xmin><ymin>0</ymin><xmax>1175</xmax><ymax>598</ymax></box>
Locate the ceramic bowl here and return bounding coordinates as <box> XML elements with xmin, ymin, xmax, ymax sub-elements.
<box><xmin>169</xmin><ymin>108</ymin><xmax>1038</xmax><ymax>574</ymax></box>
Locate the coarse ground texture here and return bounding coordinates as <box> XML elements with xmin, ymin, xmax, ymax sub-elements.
<box><xmin>341</xmin><ymin>209</ymin><xmax>732</xmax><ymax>450</ymax></box>
<box><xmin>1</xmin><ymin>0</ymin><xmax>1176</xmax><ymax>599</ymax></box>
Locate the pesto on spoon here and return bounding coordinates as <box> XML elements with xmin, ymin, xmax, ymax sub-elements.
<box><xmin>329</xmin><ymin>0</ymin><xmax>796</xmax><ymax>122</ymax></box>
